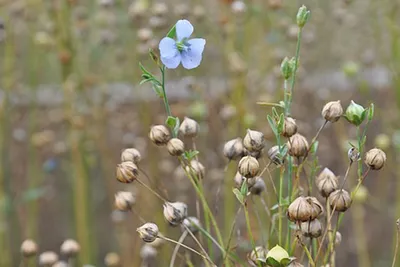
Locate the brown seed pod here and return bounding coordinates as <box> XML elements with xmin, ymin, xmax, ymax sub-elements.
<box><xmin>282</xmin><ymin>117</ymin><xmax>298</xmax><ymax>138</ymax></box>
<box><xmin>268</xmin><ymin>145</ymin><xmax>283</xmax><ymax>165</ymax></box>
<box><xmin>114</xmin><ymin>191</ymin><xmax>136</xmax><ymax>211</ymax></box>
<box><xmin>21</xmin><ymin>239</ymin><xmax>38</xmax><ymax>258</ymax></box>
<box><xmin>300</xmin><ymin>219</ymin><xmax>322</xmax><ymax>238</ymax></box>
<box><xmin>287</xmin><ymin>133</ymin><xmax>309</xmax><ymax>157</ymax></box>
<box><xmin>149</xmin><ymin>125</ymin><xmax>171</xmax><ymax>146</ymax></box>
<box><xmin>179</xmin><ymin>117</ymin><xmax>199</xmax><ymax>138</ymax></box>
<box><xmin>238</xmin><ymin>156</ymin><xmax>259</xmax><ymax>178</ymax></box>
<box><xmin>287</xmin><ymin>196</ymin><xmax>313</xmax><ymax>222</ymax></box>
<box><xmin>247</xmin><ymin>246</ymin><xmax>268</xmax><ymax>266</ymax></box>
<box><xmin>39</xmin><ymin>251</ymin><xmax>59</xmax><ymax>267</ymax></box>
<box><xmin>364</xmin><ymin>148</ymin><xmax>386</xmax><ymax>170</ymax></box>
<box><xmin>116</xmin><ymin>161</ymin><xmax>139</xmax><ymax>183</ymax></box>
<box><xmin>315</xmin><ymin>168</ymin><xmax>339</xmax><ymax>197</ymax></box>
<box><xmin>322</xmin><ymin>100</ymin><xmax>343</xmax><ymax>122</ymax></box>
<box><xmin>243</xmin><ymin>129</ymin><xmax>265</xmax><ymax>152</ymax></box>
<box><xmin>223</xmin><ymin>137</ymin><xmax>245</xmax><ymax>160</ymax></box>
<box><xmin>163</xmin><ymin>202</ymin><xmax>188</xmax><ymax>226</ymax></box>
<box><xmin>328</xmin><ymin>189</ymin><xmax>352</xmax><ymax>212</ymax></box>
<box><xmin>121</xmin><ymin>148</ymin><xmax>141</xmax><ymax>164</ymax></box>
<box><xmin>60</xmin><ymin>239</ymin><xmax>80</xmax><ymax>257</ymax></box>
<box><xmin>137</xmin><ymin>223</ymin><xmax>159</xmax><ymax>243</ymax></box>
<box><xmin>167</xmin><ymin>138</ymin><xmax>185</xmax><ymax>156</ymax></box>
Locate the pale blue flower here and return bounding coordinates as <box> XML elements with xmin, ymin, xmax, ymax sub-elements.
<box><xmin>159</xmin><ymin>20</ymin><xmax>206</xmax><ymax>69</ymax></box>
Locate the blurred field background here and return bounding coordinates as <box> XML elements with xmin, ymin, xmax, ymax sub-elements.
<box><xmin>0</xmin><ymin>0</ymin><xmax>400</xmax><ymax>266</ymax></box>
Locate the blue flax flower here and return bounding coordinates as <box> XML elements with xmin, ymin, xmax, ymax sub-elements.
<box><xmin>159</xmin><ymin>19</ymin><xmax>206</xmax><ymax>69</ymax></box>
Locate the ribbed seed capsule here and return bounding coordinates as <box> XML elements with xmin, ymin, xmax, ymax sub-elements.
<box><xmin>282</xmin><ymin>117</ymin><xmax>298</xmax><ymax>137</ymax></box>
<box><xmin>287</xmin><ymin>133</ymin><xmax>309</xmax><ymax>157</ymax></box>
<box><xmin>250</xmin><ymin>177</ymin><xmax>266</xmax><ymax>195</ymax></box>
<box><xmin>21</xmin><ymin>239</ymin><xmax>38</xmax><ymax>258</ymax></box>
<box><xmin>322</xmin><ymin>100</ymin><xmax>343</xmax><ymax>122</ymax></box>
<box><xmin>163</xmin><ymin>202</ymin><xmax>188</xmax><ymax>226</ymax></box>
<box><xmin>243</xmin><ymin>129</ymin><xmax>265</xmax><ymax>152</ymax></box>
<box><xmin>315</xmin><ymin>168</ymin><xmax>339</xmax><ymax>197</ymax></box>
<box><xmin>114</xmin><ymin>191</ymin><xmax>136</xmax><ymax>211</ymax></box>
<box><xmin>306</xmin><ymin>196</ymin><xmax>324</xmax><ymax>218</ymax></box>
<box><xmin>116</xmin><ymin>161</ymin><xmax>138</xmax><ymax>183</ymax></box>
<box><xmin>364</xmin><ymin>148</ymin><xmax>386</xmax><ymax>170</ymax></box>
<box><xmin>121</xmin><ymin>148</ymin><xmax>141</xmax><ymax>164</ymax></box>
<box><xmin>167</xmin><ymin>138</ymin><xmax>185</xmax><ymax>156</ymax></box>
<box><xmin>268</xmin><ymin>145</ymin><xmax>283</xmax><ymax>165</ymax></box>
<box><xmin>247</xmin><ymin>246</ymin><xmax>268</xmax><ymax>266</ymax></box>
<box><xmin>328</xmin><ymin>189</ymin><xmax>352</xmax><ymax>212</ymax></box>
<box><xmin>179</xmin><ymin>117</ymin><xmax>199</xmax><ymax>138</ymax></box>
<box><xmin>137</xmin><ymin>223</ymin><xmax>159</xmax><ymax>242</ymax></box>
<box><xmin>238</xmin><ymin>156</ymin><xmax>259</xmax><ymax>178</ymax></box>
<box><xmin>223</xmin><ymin>137</ymin><xmax>245</xmax><ymax>160</ymax></box>
<box><xmin>149</xmin><ymin>125</ymin><xmax>171</xmax><ymax>145</ymax></box>
<box><xmin>300</xmin><ymin>219</ymin><xmax>322</xmax><ymax>238</ymax></box>
<box><xmin>287</xmin><ymin>196</ymin><xmax>314</xmax><ymax>222</ymax></box>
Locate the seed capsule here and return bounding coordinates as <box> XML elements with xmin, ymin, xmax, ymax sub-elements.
<box><xmin>179</xmin><ymin>117</ymin><xmax>199</xmax><ymax>138</ymax></box>
<box><xmin>121</xmin><ymin>148</ymin><xmax>141</xmax><ymax>164</ymax></box>
<box><xmin>39</xmin><ymin>251</ymin><xmax>59</xmax><ymax>266</ymax></box>
<box><xmin>137</xmin><ymin>223</ymin><xmax>159</xmax><ymax>243</ymax></box>
<box><xmin>364</xmin><ymin>148</ymin><xmax>386</xmax><ymax>170</ymax></box>
<box><xmin>282</xmin><ymin>117</ymin><xmax>298</xmax><ymax>138</ymax></box>
<box><xmin>223</xmin><ymin>137</ymin><xmax>245</xmax><ymax>160</ymax></box>
<box><xmin>268</xmin><ymin>145</ymin><xmax>283</xmax><ymax>165</ymax></box>
<box><xmin>60</xmin><ymin>239</ymin><xmax>80</xmax><ymax>257</ymax></box>
<box><xmin>247</xmin><ymin>246</ymin><xmax>268</xmax><ymax>267</ymax></box>
<box><xmin>348</xmin><ymin>147</ymin><xmax>361</xmax><ymax>163</ymax></box>
<box><xmin>322</xmin><ymin>100</ymin><xmax>343</xmax><ymax>122</ymax></box>
<box><xmin>21</xmin><ymin>239</ymin><xmax>38</xmax><ymax>257</ymax></box>
<box><xmin>238</xmin><ymin>156</ymin><xmax>259</xmax><ymax>178</ymax></box>
<box><xmin>185</xmin><ymin>160</ymin><xmax>205</xmax><ymax>180</ymax></box>
<box><xmin>149</xmin><ymin>125</ymin><xmax>171</xmax><ymax>146</ymax></box>
<box><xmin>182</xmin><ymin>217</ymin><xmax>201</xmax><ymax>234</ymax></box>
<box><xmin>287</xmin><ymin>196</ymin><xmax>322</xmax><ymax>222</ymax></box>
<box><xmin>329</xmin><ymin>189</ymin><xmax>352</xmax><ymax>212</ymax></box>
<box><xmin>116</xmin><ymin>161</ymin><xmax>138</xmax><ymax>183</ymax></box>
<box><xmin>306</xmin><ymin>196</ymin><xmax>324</xmax><ymax>218</ymax></box>
<box><xmin>167</xmin><ymin>138</ymin><xmax>185</xmax><ymax>156</ymax></box>
<box><xmin>287</xmin><ymin>133</ymin><xmax>309</xmax><ymax>157</ymax></box>
<box><xmin>315</xmin><ymin>168</ymin><xmax>339</xmax><ymax>197</ymax></box>
<box><xmin>114</xmin><ymin>191</ymin><xmax>136</xmax><ymax>211</ymax></box>
<box><xmin>250</xmin><ymin>177</ymin><xmax>266</xmax><ymax>195</ymax></box>
<box><xmin>301</xmin><ymin>219</ymin><xmax>322</xmax><ymax>238</ymax></box>
<box><xmin>163</xmin><ymin>201</ymin><xmax>188</xmax><ymax>226</ymax></box>
<box><xmin>243</xmin><ymin>129</ymin><xmax>265</xmax><ymax>152</ymax></box>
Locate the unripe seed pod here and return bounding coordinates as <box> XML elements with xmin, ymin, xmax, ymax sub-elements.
<box><xmin>364</xmin><ymin>148</ymin><xmax>386</xmax><ymax>170</ymax></box>
<box><xmin>121</xmin><ymin>148</ymin><xmax>141</xmax><ymax>164</ymax></box>
<box><xmin>179</xmin><ymin>117</ymin><xmax>199</xmax><ymax>138</ymax></box>
<box><xmin>301</xmin><ymin>219</ymin><xmax>322</xmax><ymax>238</ymax></box>
<box><xmin>185</xmin><ymin>160</ymin><xmax>205</xmax><ymax>180</ymax></box>
<box><xmin>238</xmin><ymin>156</ymin><xmax>259</xmax><ymax>178</ymax></box>
<box><xmin>282</xmin><ymin>117</ymin><xmax>297</xmax><ymax>138</ymax></box>
<box><xmin>250</xmin><ymin>177</ymin><xmax>266</xmax><ymax>195</ymax></box>
<box><xmin>114</xmin><ymin>191</ymin><xmax>135</xmax><ymax>211</ymax></box>
<box><xmin>104</xmin><ymin>252</ymin><xmax>121</xmax><ymax>267</ymax></box>
<box><xmin>137</xmin><ymin>223</ymin><xmax>159</xmax><ymax>243</ymax></box>
<box><xmin>287</xmin><ymin>196</ymin><xmax>313</xmax><ymax>222</ymax></box>
<box><xmin>316</xmin><ymin>168</ymin><xmax>339</xmax><ymax>197</ymax></box>
<box><xmin>322</xmin><ymin>101</ymin><xmax>343</xmax><ymax>122</ymax></box>
<box><xmin>243</xmin><ymin>129</ymin><xmax>265</xmax><ymax>152</ymax></box>
<box><xmin>268</xmin><ymin>145</ymin><xmax>283</xmax><ymax>165</ymax></box>
<box><xmin>149</xmin><ymin>125</ymin><xmax>170</xmax><ymax>145</ymax></box>
<box><xmin>329</xmin><ymin>189</ymin><xmax>352</xmax><ymax>212</ymax></box>
<box><xmin>39</xmin><ymin>251</ymin><xmax>59</xmax><ymax>266</ymax></box>
<box><xmin>223</xmin><ymin>137</ymin><xmax>245</xmax><ymax>160</ymax></box>
<box><xmin>287</xmin><ymin>133</ymin><xmax>309</xmax><ymax>157</ymax></box>
<box><xmin>116</xmin><ymin>161</ymin><xmax>138</xmax><ymax>183</ymax></box>
<box><xmin>163</xmin><ymin>202</ymin><xmax>188</xmax><ymax>226</ymax></box>
<box><xmin>167</xmin><ymin>138</ymin><xmax>185</xmax><ymax>156</ymax></box>
<box><xmin>60</xmin><ymin>239</ymin><xmax>80</xmax><ymax>257</ymax></box>
<box><xmin>247</xmin><ymin>246</ymin><xmax>268</xmax><ymax>266</ymax></box>
<box><xmin>182</xmin><ymin>217</ymin><xmax>201</xmax><ymax>234</ymax></box>
<box><xmin>21</xmin><ymin>239</ymin><xmax>38</xmax><ymax>257</ymax></box>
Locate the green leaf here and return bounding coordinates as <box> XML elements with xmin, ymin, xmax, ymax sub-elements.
<box><xmin>280</xmin><ymin>258</ymin><xmax>292</xmax><ymax>266</ymax></box>
<box><xmin>272</xmin><ymin>107</ymin><xmax>279</xmax><ymax>118</ymax></box>
<box><xmin>267</xmin><ymin>115</ymin><xmax>278</xmax><ymax>137</ymax></box>
<box><xmin>367</xmin><ymin>103</ymin><xmax>374</xmax><ymax>121</ymax></box>
<box><xmin>240</xmin><ymin>179</ymin><xmax>248</xmax><ymax>197</ymax></box>
<box><xmin>233</xmin><ymin>188</ymin><xmax>244</xmax><ymax>205</ymax></box>
<box><xmin>184</xmin><ymin>150</ymin><xmax>199</xmax><ymax>161</ymax></box>
<box><xmin>151</xmin><ymin>84</ymin><xmax>163</xmax><ymax>98</ymax></box>
<box><xmin>166</xmin><ymin>116</ymin><xmax>179</xmax><ymax>136</ymax></box>
<box><xmin>311</xmin><ymin>141</ymin><xmax>319</xmax><ymax>155</ymax></box>
<box><xmin>266</xmin><ymin>257</ymin><xmax>281</xmax><ymax>267</ymax></box>
<box><xmin>277</xmin><ymin>113</ymin><xmax>285</xmax><ymax>134</ymax></box>
<box><xmin>166</xmin><ymin>25</ymin><xmax>176</xmax><ymax>39</ymax></box>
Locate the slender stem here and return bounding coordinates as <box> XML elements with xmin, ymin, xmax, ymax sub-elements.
<box><xmin>170</xmin><ymin>231</ymin><xmax>189</xmax><ymax>267</ymax></box>
<box><xmin>339</xmin><ymin>162</ymin><xmax>353</xmax><ymax>190</ymax></box>
<box><xmin>392</xmin><ymin>219</ymin><xmax>400</xmax><ymax>267</ymax></box>
<box><xmin>251</xmin><ymin>197</ymin><xmax>266</xmax><ymax>245</ymax></box>
<box><xmin>327</xmin><ymin>199</ymin><xmax>334</xmax><ymax>266</ymax></box>
<box><xmin>287</xmin><ymin>28</ymin><xmax>303</xmax><ymax>115</ymax></box>
<box><xmin>160</xmin><ymin>66</ymin><xmax>172</xmax><ymax>118</ymax></box>
<box><xmin>136</xmin><ymin>178</ymin><xmax>168</xmax><ymax>203</ymax></box>
<box><xmin>244</xmin><ymin>202</ymin><xmax>262</xmax><ymax>267</ymax></box>
<box><xmin>278</xmin><ymin>167</ymin><xmax>284</xmax><ymax>245</ymax></box>
<box><xmin>224</xmin><ymin>206</ymin><xmax>242</xmax><ymax>262</ymax></box>
<box><xmin>296</xmin><ymin>233</ymin><xmax>316</xmax><ymax>267</ymax></box>
<box><xmin>183</xmin><ymin>224</ymin><xmax>214</xmax><ymax>267</ymax></box>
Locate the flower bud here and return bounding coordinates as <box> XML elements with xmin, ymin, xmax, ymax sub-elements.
<box><xmin>185</xmin><ymin>160</ymin><xmax>205</xmax><ymax>180</ymax></box>
<box><xmin>268</xmin><ymin>145</ymin><xmax>283</xmax><ymax>165</ymax></box>
<box><xmin>238</xmin><ymin>156</ymin><xmax>259</xmax><ymax>178</ymax></box>
<box><xmin>116</xmin><ymin>161</ymin><xmax>138</xmax><ymax>183</ymax></box>
<box><xmin>280</xmin><ymin>57</ymin><xmax>293</xmax><ymax>79</ymax></box>
<box><xmin>247</xmin><ymin>246</ymin><xmax>268</xmax><ymax>266</ymax></box>
<box><xmin>121</xmin><ymin>148</ymin><xmax>141</xmax><ymax>164</ymax></box>
<box><xmin>250</xmin><ymin>177</ymin><xmax>266</xmax><ymax>195</ymax></box>
<box><xmin>348</xmin><ymin>147</ymin><xmax>361</xmax><ymax>163</ymax></box>
<box><xmin>114</xmin><ymin>191</ymin><xmax>135</xmax><ymax>211</ymax></box>
<box><xmin>223</xmin><ymin>137</ymin><xmax>245</xmax><ymax>160</ymax></box>
<box><xmin>296</xmin><ymin>5</ymin><xmax>310</xmax><ymax>28</ymax></box>
<box><xmin>266</xmin><ymin>245</ymin><xmax>290</xmax><ymax>265</ymax></box>
<box><xmin>282</xmin><ymin>117</ymin><xmax>298</xmax><ymax>137</ymax></box>
<box><xmin>322</xmin><ymin>101</ymin><xmax>343</xmax><ymax>122</ymax></box>
<box><xmin>39</xmin><ymin>251</ymin><xmax>59</xmax><ymax>266</ymax></box>
<box><xmin>137</xmin><ymin>223</ymin><xmax>159</xmax><ymax>243</ymax></box>
<box><xmin>167</xmin><ymin>138</ymin><xmax>185</xmax><ymax>156</ymax></box>
<box><xmin>329</xmin><ymin>189</ymin><xmax>352</xmax><ymax>212</ymax></box>
<box><xmin>104</xmin><ymin>252</ymin><xmax>121</xmax><ymax>267</ymax></box>
<box><xmin>179</xmin><ymin>117</ymin><xmax>199</xmax><ymax>138</ymax></box>
<box><xmin>60</xmin><ymin>239</ymin><xmax>80</xmax><ymax>257</ymax></box>
<box><xmin>182</xmin><ymin>217</ymin><xmax>201</xmax><ymax>234</ymax></box>
<box><xmin>345</xmin><ymin>100</ymin><xmax>366</xmax><ymax>126</ymax></box>
<box><xmin>287</xmin><ymin>133</ymin><xmax>309</xmax><ymax>157</ymax></box>
<box><xmin>301</xmin><ymin>219</ymin><xmax>322</xmax><ymax>238</ymax></box>
<box><xmin>149</xmin><ymin>125</ymin><xmax>171</xmax><ymax>146</ymax></box>
<box><xmin>163</xmin><ymin>202</ymin><xmax>188</xmax><ymax>226</ymax></box>
<box><xmin>243</xmin><ymin>129</ymin><xmax>265</xmax><ymax>152</ymax></box>
<box><xmin>315</xmin><ymin>168</ymin><xmax>339</xmax><ymax>197</ymax></box>
<box><xmin>364</xmin><ymin>148</ymin><xmax>386</xmax><ymax>170</ymax></box>
<box><xmin>21</xmin><ymin>239</ymin><xmax>38</xmax><ymax>257</ymax></box>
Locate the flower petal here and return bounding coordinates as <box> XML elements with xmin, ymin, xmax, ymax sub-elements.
<box><xmin>181</xmin><ymin>38</ymin><xmax>206</xmax><ymax>70</ymax></box>
<box><xmin>159</xmin><ymin>37</ymin><xmax>181</xmax><ymax>69</ymax></box>
<box><xmin>176</xmin><ymin>20</ymin><xmax>194</xmax><ymax>41</ymax></box>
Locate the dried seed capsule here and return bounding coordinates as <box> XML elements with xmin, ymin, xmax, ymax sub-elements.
<box><xmin>137</xmin><ymin>223</ymin><xmax>159</xmax><ymax>243</ymax></box>
<box><xmin>104</xmin><ymin>252</ymin><xmax>120</xmax><ymax>267</ymax></box>
<box><xmin>121</xmin><ymin>148</ymin><xmax>141</xmax><ymax>164</ymax></box>
<box><xmin>316</xmin><ymin>168</ymin><xmax>339</xmax><ymax>197</ymax></box>
<box><xmin>287</xmin><ymin>196</ymin><xmax>313</xmax><ymax>222</ymax></box>
<box><xmin>223</xmin><ymin>137</ymin><xmax>245</xmax><ymax>160</ymax></box>
<box><xmin>282</xmin><ymin>117</ymin><xmax>298</xmax><ymax>138</ymax></box>
<box><xmin>306</xmin><ymin>196</ymin><xmax>324</xmax><ymax>218</ymax></box>
<box><xmin>179</xmin><ymin>117</ymin><xmax>199</xmax><ymax>138</ymax></box>
<box><xmin>250</xmin><ymin>177</ymin><xmax>266</xmax><ymax>195</ymax></box>
<box><xmin>247</xmin><ymin>246</ymin><xmax>268</xmax><ymax>266</ymax></box>
<box><xmin>21</xmin><ymin>239</ymin><xmax>38</xmax><ymax>257</ymax></box>
<box><xmin>116</xmin><ymin>161</ymin><xmax>138</xmax><ymax>183</ymax></box>
<box><xmin>39</xmin><ymin>251</ymin><xmax>59</xmax><ymax>266</ymax></box>
<box><xmin>301</xmin><ymin>219</ymin><xmax>322</xmax><ymax>238</ymax></box>
<box><xmin>329</xmin><ymin>189</ymin><xmax>352</xmax><ymax>212</ymax></box>
<box><xmin>60</xmin><ymin>239</ymin><xmax>80</xmax><ymax>257</ymax></box>
<box><xmin>364</xmin><ymin>148</ymin><xmax>386</xmax><ymax>170</ymax></box>
<box><xmin>348</xmin><ymin>147</ymin><xmax>360</xmax><ymax>163</ymax></box>
<box><xmin>244</xmin><ymin>148</ymin><xmax>263</xmax><ymax>159</ymax></box>
<box><xmin>322</xmin><ymin>101</ymin><xmax>343</xmax><ymax>122</ymax></box>
<box><xmin>163</xmin><ymin>202</ymin><xmax>188</xmax><ymax>226</ymax></box>
<box><xmin>167</xmin><ymin>138</ymin><xmax>185</xmax><ymax>156</ymax></box>
<box><xmin>149</xmin><ymin>125</ymin><xmax>171</xmax><ymax>146</ymax></box>
<box><xmin>268</xmin><ymin>145</ymin><xmax>283</xmax><ymax>165</ymax></box>
<box><xmin>185</xmin><ymin>160</ymin><xmax>205</xmax><ymax>180</ymax></box>
<box><xmin>114</xmin><ymin>191</ymin><xmax>136</xmax><ymax>211</ymax></box>
<box><xmin>287</xmin><ymin>133</ymin><xmax>309</xmax><ymax>157</ymax></box>
<box><xmin>182</xmin><ymin>217</ymin><xmax>201</xmax><ymax>234</ymax></box>
<box><xmin>243</xmin><ymin>129</ymin><xmax>265</xmax><ymax>152</ymax></box>
<box><xmin>238</xmin><ymin>156</ymin><xmax>259</xmax><ymax>178</ymax></box>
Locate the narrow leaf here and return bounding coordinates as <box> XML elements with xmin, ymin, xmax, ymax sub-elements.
<box><xmin>166</xmin><ymin>25</ymin><xmax>176</xmax><ymax>39</ymax></box>
<box><xmin>233</xmin><ymin>188</ymin><xmax>244</xmax><ymax>205</ymax></box>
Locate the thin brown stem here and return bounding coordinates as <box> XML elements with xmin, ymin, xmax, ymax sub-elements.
<box><xmin>182</xmin><ymin>224</ymin><xmax>213</xmax><ymax>266</ymax></box>
<box><xmin>392</xmin><ymin>219</ymin><xmax>400</xmax><ymax>267</ymax></box>
<box><xmin>136</xmin><ymin>178</ymin><xmax>168</xmax><ymax>203</ymax></box>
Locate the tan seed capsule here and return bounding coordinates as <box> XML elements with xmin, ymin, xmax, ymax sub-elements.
<box><xmin>137</xmin><ymin>223</ymin><xmax>159</xmax><ymax>243</ymax></box>
<box><xmin>39</xmin><ymin>251</ymin><xmax>59</xmax><ymax>266</ymax></box>
<box><xmin>149</xmin><ymin>125</ymin><xmax>171</xmax><ymax>145</ymax></box>
<box><xmin>185</xmin><ymin>160</ymin><xmax>205</xmax><ymax>180</ymax></box>
<box><xmin>104</xmin><ymin>252</ymin><xmax>121</xmax><ymax>267</ymax></box>
<box><xmin>238</xmin><ymin>156</ymin><xmax>259</xmax><ymax>178</ymax></box>
<box><xmin>167</xmin><ymin>138</ymin><xmax>185</xmax><ymax>156</ymax></box>
<box><xmin>306</xmin><ymin>196</ymin><xmax>324</xmax><ymax>218</ymax></box>
<box><xmin>322</xmin><ymin>100</ymin><xmax>343</xmax><ymax>122</ymax></box>
<box><xmin>223</xmin><ymin>137</ymin><xmax>245</xmax><ymax>160</ymax></box>
<box><xmin>121</xmin><ymin>148</ymin><xmax>141</xmax><ymax>164</ymax></box>
<box><xmin>114</xmin><ymin>191</ymin><xmax>136</xmax><ymax>211</ymax></box>
<box><xmin>21</xmin><ymin>239</ymin><xmax>38</xmax><ymax>257</ymax></box>
<box><xmin>182</xmin><ymin>217</ymin><xmax>201</xmax><ymax>234</ymax></box>
<box><xmin>163</xmin><ymin>202</ymin><xmax>188</xmax><ymax>226</ymax></box>
<box><xmin>247</xmin><ymin>246</ymin><xmax>268</xmax><ymax>266</ymax></box>
<box><xmin>268</xmin><ymin>145</ymin><xmax>283</xmax><ymax>165</ymax></box>
<box><xmin>282</xmin><ymin>117</ymin><xmax>298</xmax><ymax>138</ymax></box>
<box><xmin>287</xmin><ymin>133</ymin><xmax>309</xmax><ymax>157</ymax></box>
<box><xmin>60</xmin><ymin>239</ymin><xmax>80</xmax><ymax>257</ymax></box>
<box><xmin>316</xmin><ymin>168</ymin><xmax>339</xmax><ymax>197</ymax></box>
<box><xmin>364</xmin><ymin>148</ymin><xmax>386</xmax><ymax>170</ymax></box>
<box><xmin>301</xmin><ymin>219</ymin><xmax>322</xmax><ymax>238</ymax></box>
<box><xmin>329</xmin><ymin>189</ymin><xmax>352</xmax><ymax>212</ymax></box>
<box><xmin>348</xmin><ymin>147</ymin><xmax>361</xmax><ymax>163</ymax></box>
<box><xmin>243</xmin><ymin>129</ymin><xmax>265</xmax><ymax>152</ymax></box>
<box><xmin>287</xmin><ymin>196</ymin><xmax>313</xmax><ymax>222</ymax></box>
<box><xmin>116</xmin><ymin>161</ymin><xmax>138</xmax><ymax>183</ymax></box>
<box><xmin>179</xmin><ymin>117</ymin><xmax>199</xmax><ymax>138</ymax></box>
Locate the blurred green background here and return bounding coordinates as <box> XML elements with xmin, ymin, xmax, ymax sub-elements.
<box><xmin>1</xmin><ymin>0</ymin><xmax>400</xmax><ymax>266</ymax></box>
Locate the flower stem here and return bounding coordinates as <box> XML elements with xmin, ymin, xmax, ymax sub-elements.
<box><xmin>392</xmin><ymin>219</ymin><xmax>400</xmax><ymax>267</ymax></box>
<box><xmin>160</xmin><ymin>65</ymin><xmax>172</xmax><ymax>119</ymax></box>
<box><xmin>244</xmin><ymin>202</ymin><xmax>262</xmax><ymax>267</ymax></box>
<box><xmin>287</xmin><ymin>28</ymin><xmax>303</xmax><ymax>115</ymax></box>
<box><xmin>170</xmin><ymin>231</ymin><xmax>189</xmax><ymax>267</ymax></box>
<box><xmin>182</xmin><ymin>224</ymin><xmax>214</xmax><ymax>267</ymax></box>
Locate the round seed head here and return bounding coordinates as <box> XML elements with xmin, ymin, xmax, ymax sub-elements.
<box><xmin>287</xmin><ymin>133</ymin><xmax>309</xmax><ymax>157</ymax></box>
<box><xmin>104</xmin><ymin>252</ymin><xmax>121</xmax><ymax>267</ymax></box>
<box><xmin>60</xmin><ymin>239</ymin><xmax>80</xmax><ymax>257</ymax></box>
<box><xmin>250</xmin><ymin>177</ymin><xmax>266</xmax><ymax>195</ymax></box>
<box><xmin>179</xmin><ymin>117</ymin><xmax>199</xmax><ymax>138</ymax></box>
<box><xmin>223</xmin><ymin>137</ymin><xmax>245</xmax><ymax>160</ymax></box>
<box><xmin>163</xmin><ymin>202</ymin><xmax>188</xmax><ymax>226</ymax></box>
<box><xmin>243</xmin><ymin>129</ymin><xmax>265</xmax><ymax>152</ymax></box>
<box><xmin>282</xmin><ymin>117</ymin><xmax>298</xmax><ymax>138</ymax></box>
<box><xmin>322</xmin><ymin>100</ymin><xmax>343</xmax><ymax>122</ymax></box>
<box><xmin>21</xmin><ymin>239</ymin><xmax>38</xmax><ymax>257</ymax></box>
<box><xmin>137</xmin><ymin>223</ymin><xmax>159</xmax><ymax>243</ymax></box>
<box><xmin>114</xmin><ymin>191</ymin><xmax>135</xmax><ymax>211</ymax></box>
<box><xmin>149</xmin><ymin>125</ymin><xmax>171</xmax><ymax>146</ymax></box>
<box><xmin>247</xmin><ymin>246</ymin><xmax>268</xmax><ymax>266</ymax></box>
<box><xmin>116</xmin><ymin>161</ymin><xmax>138</xmax><ymax>183</ymax></box>
<box><xmin>300</xmin><ymin>219</ymin><xmax>322</xmax><ymax>238</ymax></box>
<box><xmin>39</xmin><ymin>251</ymin><xmax>59</xmax><ymax>266</ymax></box>
<box><xmin>287</xmin><ymin>196</ymin><xmax>313</xmax><ymax>222</ymax></box>
<box><xmin>167</xmin><ymin>138</ymin><xmax>185</xmax><ymax>156</ymax></box>
<box><xmin>364</xmin><ymin>148</ymin><xmax>386</xmax><ymax>170</ymax></box>
<box><xmin>185</xmin><ymin>160</ymin><xmax>205</xmax><ymax>180</ymax></box>
<box><xmin>305</xmin><ymin>196</ymin><xmax>324</xmax><ymax>218</ymax></box>
<box><xmin>238</xmin><ymin>156</ymin><xmax>259</xmax><ymax>178</ymax></box>
<box><xmin>328</xmin><ymin>189</ymin><xmax>352</xmax><ymax>212</ymax></box>
<box><xmin>268</xmin><ymin>145</ymin><xmax>284</xmax><ymax>165</ymax></box>
<box><xmin>182</xmin><ymin>217</ymin><xmax>201</xmax><ymax>234</ymax></box>
<box><xmin>316</xmin><ymin>168</ymin><xmax>339</xmax><ymax>197</ymax></box>
<box><xmin>120</xmin><ymin>148</ymin><xmax>141</xmax><ymax>164</ymax></box>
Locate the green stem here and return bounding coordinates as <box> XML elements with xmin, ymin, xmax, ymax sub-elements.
<box><xmin>287</xmin><ymin>28</ymin><xmax>303</xmax><ymax>115</ymax></box>
<box><xmin>278</xmin><ymin>167</ymin><xmax>284</xmax><ymax>245</ymax></box>
<box><xmin>244</xmin><ymin>202</ymin><xmax>261</xmax><ymax>267</ymax></box>
<box><xmin>160</xmin><ymin>66</ymin><xmax>173</xmax><ymax>118</ymax></box>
